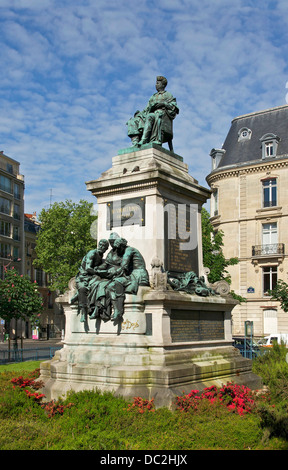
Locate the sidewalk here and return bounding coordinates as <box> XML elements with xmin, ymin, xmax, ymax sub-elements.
<box><xmin>0</xmin><ymin>337</ymin><xmax>63</xmax><ymax>350</ymax></box>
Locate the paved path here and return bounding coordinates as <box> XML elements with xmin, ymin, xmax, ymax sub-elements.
<box><xmin>0</xmin><ymin>338</ymin><xmax>63</xmax><ymax>350</ymax></box>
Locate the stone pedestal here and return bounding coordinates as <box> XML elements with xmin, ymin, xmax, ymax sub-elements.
<box><xmin>39</xmin><ymin>285</ymin><xmax>262</xmax><ymax>408</ymax></box>
<box><xmin>39</xmin><ymin>145</ymin><xmax>262</xmax><ymax>407</ymax></box>
<box><xmin>86</xmin><ymin>143</ymin><xmax>210</xmax><ymax>276</ymax></box>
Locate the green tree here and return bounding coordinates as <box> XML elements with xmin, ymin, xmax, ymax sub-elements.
<box><xmin>34</xmin><ymin>199</ymin><xmax>97</xmax><ymax>293</ymax></box>
<box><xmin>0</xmin><ymin>267</ymin><xmax>43</xmax><ymax>335</ymax></box>
<box><xmin>269</xmin><ymin>279</ymin><xmax>288</xmax><ymax>312</ymax></box>
<box><xmin>201</xmin><ymin>207</ymin><xmax>239</xmax><ymax>284</ymax></box>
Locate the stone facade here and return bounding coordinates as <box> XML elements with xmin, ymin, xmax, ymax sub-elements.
<box><xmin>24</xmin><ymin>213</ymin><xmax>64</xmax><ymax>339</ymax></box>
<box><xmin>86</xmin><ymin>143</ymin><xmax>210</xmax><ymax>278</ymax></box>
<box><xmin>0</xmin><ymin>151</ymin><xmax>25</xmax><ymax>277</ymax></box>
<box><xmin>207</xmin><ymin>105</ymin><xmax>288</xmax><ymax>338</ymax></box>
<box><xmin>0</xmin><ymin>151</ymin><xmax>63</xmax><ymax>340</ymax></box>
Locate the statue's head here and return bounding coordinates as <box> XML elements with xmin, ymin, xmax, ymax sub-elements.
<box><xmin>156</xmin><ymin>76</ymin><xmax>167</xmax><ymax>91</ymax></box>
<box><xmin>108</xmin><ymin>232</ymin><xmax>120</xmax><ymax>247</ymax></box>
<box><xmin>114</xmin><ymin>237</ymin><xmax>128</xmax><ymax>254</ymax></box>
<box><xmin>98</xmin><ymin>239</ymin><xmax>109</xmax><ymax>253</ymax></box>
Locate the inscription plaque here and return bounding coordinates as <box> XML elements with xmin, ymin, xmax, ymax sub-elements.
<box><xmin>170</xmin><ymin>310</ymin><xmax>224</xmax><ymax>342</ymax></box>
<box><xmin>145</xmin><ymin>313</ymin><xmax>152</xmax><ymax>336</ymax></box>
<box><xmin>164</xmin><ymin>201</ymin><xmax>198</xmax><ymax>273</ymax></box>
<box><xmin>107</xmin><ymin>197</ymin><xmax>145</xmax><ymax>229</ymax></box>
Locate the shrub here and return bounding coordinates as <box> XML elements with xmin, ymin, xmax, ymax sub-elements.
<box><xmin>253</xmin><ymin>343</ymin><xmax>288</xmax><ymax>402</ymax></box>
<box><xmin>11</xmin><ymin>370</ymin><xmax>44</xmax><ymax>391</ymax></box>
<box><xmin>252</xmin><ymin>343</ymin><xmax>288</xmax><ymax>440</ymax></box>
<box><xmin>40</xmin><ymin>399</ymin><xmax>74</xmax><ymax>418</ymax></box>
<box><xmin>127</xmin><ymin>397</ymin><xmax>155</xmax><ymax>413</ymax></box>
<box><xmin>175</xmin><ymin>382</ymin><xmax>255</xmax><ymax>415</ymax></box>
<box><xmin>258</xmin><ymin>403</ymin><xmax>288</xmax><ymax>440</ymax></box>
<box><xmin>9</xmin><ymin>369</ymin><xmax>74</xmax><ymax>418</ymax></box>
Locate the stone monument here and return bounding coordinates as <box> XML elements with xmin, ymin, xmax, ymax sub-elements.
<box><xmin>39</xmin><ymin>77</ymin><xmax>261</xmax><ymax>407</ymax></box>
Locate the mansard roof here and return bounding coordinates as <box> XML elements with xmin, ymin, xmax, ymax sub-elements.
<box><xmin>217</xmin><ymin>104</ymin><xmax>288</xmax><ymax>169</ymax></box>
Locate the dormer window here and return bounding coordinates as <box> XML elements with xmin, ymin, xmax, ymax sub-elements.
<box><xmin>260</xmin><ymin>133</ymin><xmax>280</xmax><ymax>159</ymax></box>
<box><xmin>238</xmin><ymin>127</ymin><xmax>252</xmax><ymax>141</ymax></box>
<box><xmin>210</xmin><ymin>148</ymin><xmax>226</xmax><ymax>170</ymax></box>
<box><xmin>265</xmin><ymin>141</ymin><xmax>274</xmax><ymax>157</ymax></box>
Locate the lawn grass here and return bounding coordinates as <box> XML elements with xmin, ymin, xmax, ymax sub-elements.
<box><xmin>0</xmin><ymin>355</ymin><xmax>288</xmax><ymax>450</ymax></box>
<box><xmin>0</xmin><ymin>361</ymin><xmax>42</xmax><ymax>373</ymax></box>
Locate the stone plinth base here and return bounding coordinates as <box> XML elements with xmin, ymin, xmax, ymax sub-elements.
<box><xmin>39</xmin><ymin>287</ymin><xmax>262</xmax><ymax>408</ymax></box>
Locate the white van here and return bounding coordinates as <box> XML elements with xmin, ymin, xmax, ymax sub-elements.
<box><xmin>258</xmin><ymin>334</ymin><xmax>288</xmax><ymax>347</ymax></box>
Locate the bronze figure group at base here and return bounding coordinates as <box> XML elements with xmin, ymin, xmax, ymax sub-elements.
<box><xmin>71</xmin><ymin>233</ymin><xmax>150</xmax><ymax>323</ymax></box>
<box><xmin>167</xmin><ymin>271</ymin><xmax>216</xmax><ymax>297</ymax></box>
<box><xmin>71</xmin><ymin>233</ymin><xmax>217</xmax><ymax>324</ymax></box>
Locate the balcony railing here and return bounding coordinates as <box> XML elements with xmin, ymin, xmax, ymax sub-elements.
<box><xmin>252</xmin><ymin>243</ymin><xmax>285</xmax><ymax>257</ymax></box>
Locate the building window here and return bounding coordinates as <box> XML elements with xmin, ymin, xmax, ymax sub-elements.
<box><xmin>35</xmin><ymin>269</ymin><xmax>44</xmax><ymax>286</ymax></box>
<box><xmin>13</xmin><ymin>225</ymin><xmax>20</xmax><ymax>241</ymax></box>
<box><xmin>6</xmin><ymin>163</ymin><xmax>13</xmax><ymax>174</ymax></box>
<box><xmin>263</xmin><ymin>178</ymin><xmax>277</xmax><ymax>207</ymax></box>
<box><xmin>263</xmin><ymin>309</ymin><xmax>278</xmax><ymax>335</ymax></box>
<box><xmin>13</xmin><ymin>204</ymin><xmax>20</xmax><ymax>220</ymax></box>
<box><xmin>0</xmin><ymin>243</ymin><xmax>11</xmax><ymax>259</ymax></box>
<box><xmin>0</xmin><ymin>221</ymin><xmax>10</xmax><ymax>237</ymax></box>
<box><xmin>14</xmin><ymin>183</ymin><xmax>21</xmax><ymax>200</ymax></box>
<box><xmin>263</xmin><ymin>266</ymin><xmax>277</xmax><ymax>295</ymax></box>
<box><xmin>260</xmin><ymin>133</ymin><xmax>280</xmax><ymax>159</ymax></box>
<box><xmin>0</xmin><ymin>196</ymin><xmax>11</xmax><ymax>215</ymax></box>
<box><xmin>0</xmin><ymin>175</ymin><xmax>12</xmax><ymax>193</ymax></box>
<box><xmin>210</xmin><ymin>148</ymin><xmax>226</xmax><ymax>170</ymax></box>
<box><xmin>238</xmin><ymin>127</ymin><xmax>252</xmax><ymax>141</ymax></box>
<box><xmin>262</xmin><ymin>222</ymin><xmax>278</xmax><ymax>255</ymax></box>
<box><xmin>212</xmin><ymin>188</ymin><xmax>218</xmax><ymax>216</ymax></box>
<box><xmin>265</xmin><ymin>142</ymin><xmax>274</xmax><ymax>157</ymax></box>
<box><xmin>13</xmin><ymin>246</ymin><xmax>19</xmax><ymax>259</ymax></box>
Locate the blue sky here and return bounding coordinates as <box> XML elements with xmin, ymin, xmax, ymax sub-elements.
<box><xmin>1</xmin><ymin>0</ymin><xmax>288</xmax><ymax>216</ymax></box>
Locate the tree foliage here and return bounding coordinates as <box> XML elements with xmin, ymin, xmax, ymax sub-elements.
<box><xmin>269</xmin><ymin>280</ymin><xmax>288</xmax><ymax>312</ymax></box>
<box><xmin>201</xmin><ymin>207</ymin><xmax>239</xmax><ymax>284</ymax></box>
<box><xmin>0</xmin><ymin>267</ymin><xmax>43</xmax><ymax>326</ymax></box>
<box><xmin>34</xmin><ymin>199</ymin><xmax>97</xmax><ymax>293</ymax></box>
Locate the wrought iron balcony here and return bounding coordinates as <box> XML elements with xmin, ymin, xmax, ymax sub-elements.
<box><xmin>252</xmin><ymin>243</ymin><xmax>285</xmax><ymax>257</ymax></box>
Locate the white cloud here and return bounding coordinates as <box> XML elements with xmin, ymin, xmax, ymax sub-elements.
<box><xmin>0</xmin><ymin>0</ymin><xmax>288</xmax><ymax>215</ymax></box>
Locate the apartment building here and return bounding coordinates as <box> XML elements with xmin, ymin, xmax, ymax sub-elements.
<box><xmin>0</xmin><ymin>151</ymin><xmax>25</xmax><ymax>278</ymax></box>
<box><xmin>24</xmin><ymin>213</ymin><xmax>64</xmax><ymax>339</ymax></box>
<box><xmin>206</xmin><ymin>105</ymin><xmax>288</xmax><ymax>338</ymax></box>
<box><xmin>0</xmin><ymin>151</ymin><xmax>63</xmax><ymax>339</ymax></box>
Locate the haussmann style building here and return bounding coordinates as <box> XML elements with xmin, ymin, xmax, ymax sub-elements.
<box><xmin>0</xmin><ymin>151</ymin><xmax>25</xmax><ymax>278</ymax></box>
<box><xmin>0</xmin><ymin>151</ymin><xmax>63</xmax><ymax>341</ymax></box>
<box><xmin>206</xmin><ymin>104</ymin><xmax>288</xmax><ymax>338</ymax></box>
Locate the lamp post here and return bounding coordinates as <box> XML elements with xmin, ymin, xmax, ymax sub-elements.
<box><xmin>244</xmin><ymin>320</ymin><xmax>254</xmax><ymax>359</ymax></box>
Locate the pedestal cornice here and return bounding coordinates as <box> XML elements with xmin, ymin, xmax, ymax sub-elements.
<box><xmin>86</xmin><ymin>145</ymin><xmax>211</xmax><ymax>203</ymax></box>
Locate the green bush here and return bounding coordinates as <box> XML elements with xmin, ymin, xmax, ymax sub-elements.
<box><xmin>0</xmin><ymin>362</ymin><xmax>288</xmax><ymax>450</ymax></box>
<box><xmin>253</xmin><ymin>343</ymin><xmax>288</xmax><ymax>440</ymax></box>
<box><xmin>253</xmin><ymin>343</ymin><xmax>288</xmax><ymax>402</ymax></box>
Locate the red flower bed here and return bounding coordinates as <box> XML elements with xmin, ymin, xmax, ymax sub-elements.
<box><xmin>127</xmin><ymin>396</ymin><xmax>155</xmax><ymax>413</ymax></box>
<box><xmin>11</xmin><ymin>372</ymin><xmax>74</xmax><ymax>418</ymax></box>
<box><xmin>175</xmin><ymin>382</ymin><xmax>255</xmax><ymax>415</ymax></box>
